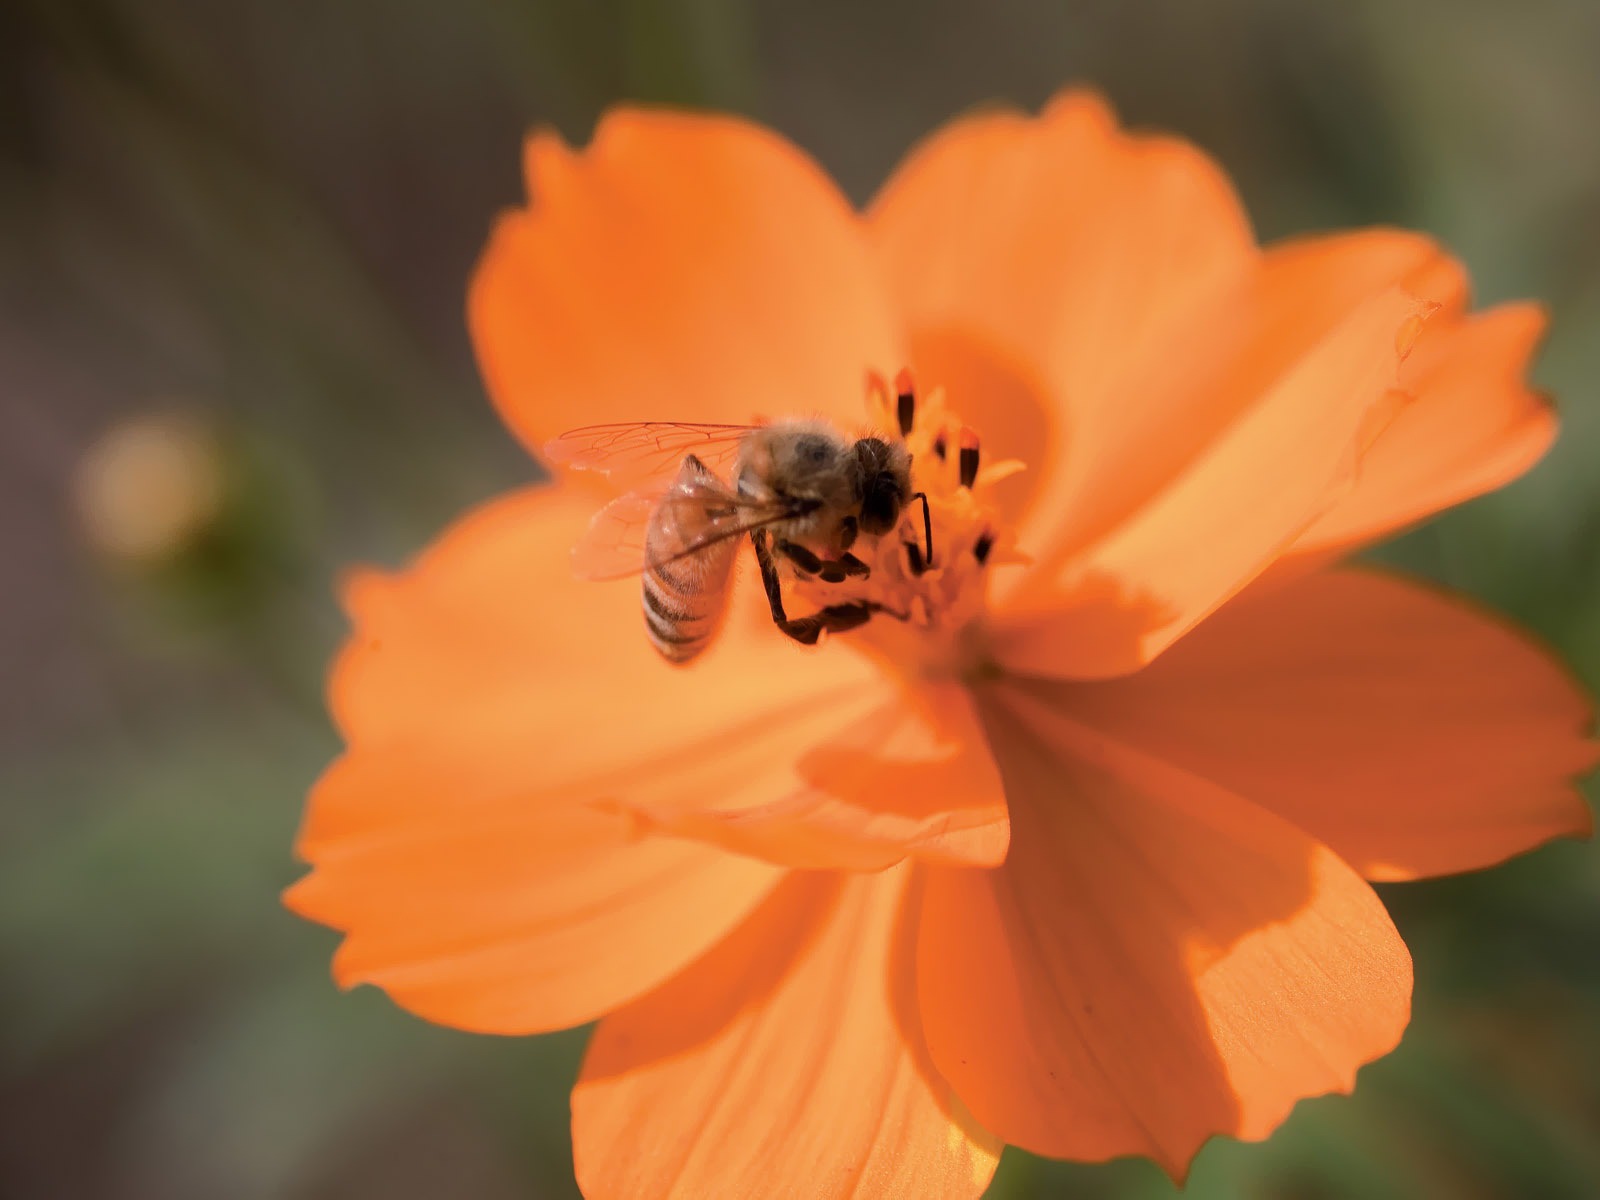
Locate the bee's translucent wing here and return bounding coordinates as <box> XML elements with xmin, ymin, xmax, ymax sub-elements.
<box><xmin>571</xmin><ymin>478</ymin><xmax>798</xmax><ymax>582</ymax></box>
<box><xmin>542</xmin><ymin>421</ymin><xmax>758</xmax><ymax>489</ymax></box>
<box><xmin>570</xmin><ymin>489</ymin><xmax>662</xmax><ymax>581</ymax></box>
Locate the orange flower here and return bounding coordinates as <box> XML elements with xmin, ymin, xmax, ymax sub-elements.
<box><xmin>286</xmin><ymin>92</ymin><xmax>1597</xmax><ymax>1196</ymax></box>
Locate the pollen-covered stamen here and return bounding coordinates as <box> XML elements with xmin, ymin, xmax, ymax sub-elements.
<box><xmin>785</xmin><ymin>373</ymin><xmax>1025</xmax><ymax>672</ymax></box>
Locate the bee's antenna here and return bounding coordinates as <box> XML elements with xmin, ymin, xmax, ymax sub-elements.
<box><xmin>911</xmin><ymin>492</ymin><xmax>932</xmax><ymax>566</ymax></box>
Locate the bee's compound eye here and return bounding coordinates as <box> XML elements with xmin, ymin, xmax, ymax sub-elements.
<box><xmin>858</xmin><ymin>479</ymin><xmax>902</xmax><ymax>535</ymax></box>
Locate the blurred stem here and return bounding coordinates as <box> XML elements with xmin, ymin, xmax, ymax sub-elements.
<box><xmin>481</xmin><ymin>0</ymin><xmax>618</xmax><ymax>134</ymax></box>
<box><xmin>621</xmin><ymin>0</ymin><xmax>760</xmax><ymax>112</ymax></box>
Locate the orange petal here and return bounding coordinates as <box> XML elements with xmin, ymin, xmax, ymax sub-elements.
<box><xmin>614</xmin><ymin>679</ymin><xmax>1009</xmax><ymax>869</ymax></box>
<box><xmin>471</xmin><ymin>110</ymin><xmax>903</xmax><ymax>462</ymax></box>
<box><xmin>572</xmin><ymin>866</ymin><xmax>1001</xmax><ymax>1200</ymax></box>
<box><xmin>1041</xmin><ymin>568</ymin><xmax>1596</xmax><ymax>881</ymax></box>
<box><xmin>903</xmin><ymin>328</ymin><xmax>1056</xmax><ymax>528</ymax></box>
<box><xmin>920</xmin><ymin>693</ymin><xmax>1412</xmax><ymax>1177</ymax></box>
<box><xmin>869</xmin><ymin>89</ymin><xmax>1255</xmax><ymax>534</ymax></box>
<box><xmin>1026</xmin><ymin>229</ymin><xmax>1464</xmax><ymax>560</ymax></box>
<box><xmin>292</xmin><ymin>486</ymin><xmax>895</xmax><ymax>1032</ymax></box>
<box><xmin>990</xmin><ymin>275</ymin><xmax>1436</xmax><ymax>679</ymax></box>
<box><xmin>1288</xmin><ymin>301</ymin><xmax>1556</xmax><ymax>560</ymax></box>
<box><xmin>324</xmin><ymin>487</ymin><xmax>878</xmax><ymax>775</ymax></box>
<box><xmin>286</xmin><ymin>753</ymin><xmax>785</xmax><ymax>1035</ymax></box>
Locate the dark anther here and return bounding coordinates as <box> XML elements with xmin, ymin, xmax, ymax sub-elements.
<box><xmin>819</xmin><ymin>562</ymin><xmax>848</xmax><ymax>583</ymax></box>
<box><xmin>893</xmin><ymin>367</ymin><xmax>917</xmax><ymax>438</ymax></box>
<box><xmin>958</xmin><ymin>444</ymin><xmax>980</xmax><ymax>489</ymax></box>
<box><xmin>905</xmin><ymin>541</ymin><xmax>927</xmax><ymax>576</ymax></box>
<box><xmin>973</xmin><ymin>532</ymin><xmax>995</xmax><ymax>565</ymax></box>
<box><xmin>932</xmin><ymin>434</ymin><xmax>948</xmax><ymax>461</ymax></box>
<box><xmin>896</xmin><ymin>389</ymin><xmax>915</xmax><ymax>437</ymax></box>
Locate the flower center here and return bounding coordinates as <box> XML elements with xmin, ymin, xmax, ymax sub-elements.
<box><xmin>787</xmin><ymin>370</ymin><xmax>1022</xmax><ymax>677</ymax></box>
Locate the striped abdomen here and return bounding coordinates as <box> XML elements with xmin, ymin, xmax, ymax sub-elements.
<box><xmin>640</xmin><ymin>501</ymin><xmax>740</xmax><ymax>664</ymax></box>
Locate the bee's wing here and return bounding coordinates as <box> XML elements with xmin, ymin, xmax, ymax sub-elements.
<box><xmin>571</xmin><ymin>478</ymin><xmax>797</xmax><ymax>582</ymax></box>
<box><xmin>542</xmin><ymin>421</ymin><xmax>758</xmax><ymax>489</ymax></box>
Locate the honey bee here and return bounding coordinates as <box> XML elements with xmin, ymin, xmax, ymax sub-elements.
<box><xmin>544</xmin><ymin>417</ymin><xmax>932</xmax><ymax>663</ymax></box>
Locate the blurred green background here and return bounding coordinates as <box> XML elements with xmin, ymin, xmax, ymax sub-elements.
<box><xmin>4</xmin><ymin>1</ymin><xmax>1599</xmax><ymax>1196</ymax></box>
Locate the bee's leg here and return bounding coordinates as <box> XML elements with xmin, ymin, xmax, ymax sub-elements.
<box><xmin>752</xmin><ymin>528</ymin><xmax>791</xmax><ymax>624</ymax></box>
<box><xmin>773</xmin><ymin>539</ymin><xmax>823</xmax><ymax>578</ymax></box>
<box><xmin>774</xmin><ymin>539</ymin><xmax>872</xmax><ymax>584</ymax></box>
<box><xmin>758</xmin><ymin>531</ymin><xmax>899</xmax><ymax>645</ymax></box>
<box><xmin>776</xmin><ymin>603</ymin><xmax>871</xmax><ymax>645</ymax></box>
<box><xmin>835</xmin><ymin>552</ymin><xmax>871</xmax><ymax>578</ymax></box>
<box><xmin>813</xmin><ymin>553</ymin><xmax>870</xmax><ymax>583</ymax></box>
<box><xmin>777</xmin><ymin>601</ymin><xmax>909</xmax><ymax>645</ymax></box>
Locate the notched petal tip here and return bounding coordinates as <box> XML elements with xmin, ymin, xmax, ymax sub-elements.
<box><xmin>282</xmin><ymin>873</ymin><xmax>372</xmax><ymax>1001</ymax></box>
<box><xmin>520</xmin><ymin>126</ymin><xmax>578</xmax><ymax>202</ymax></box>
<box><xmin>1282</xmin><ymin>295</ymin><xmax>1564</xmax><ymax>563</ymax></box>
<box><xmin>1393</xmin><ymin>299</ymin><xmax>1439</xmax><ymax>360</ymax></box>
<box><xmin>329</xmin><ymin>938</ymin><xmax>368</xmax><ymax>992</ymax></box>
<box><xmin>1041</xmin><ymin>85</ymin><xmax>1118</xmax><ymax>129</ymax></box>
<box><xmin>1148</xmin><ymin>971</ymin><xmax>1413</xmax><ymax>1182</ymax></box>
<box><xmin>335</xmin><ymin>566</ymin><xmax>394</xmax><ymax>624</ymax></box>
<box><xmin>279</xmin><ymin>872</ymin><xmax>319</xmax><ymax>920</ymax></box>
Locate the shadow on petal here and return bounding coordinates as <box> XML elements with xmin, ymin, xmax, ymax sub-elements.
<box><xmin>913</xmin><ymin>681</ymin><xmax>1412</xmax><ymax>1178</ymax></box>
<box><xmin>574</xmin><ymin>867</ymin><xmax>1002</xmax><ymax>1198</ymax></box>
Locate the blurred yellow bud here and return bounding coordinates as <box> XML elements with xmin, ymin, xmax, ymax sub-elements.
<box><xmin>74</xmin><ymin>414</ymin><xmax>225</xmax><ymax>566</ymax></box>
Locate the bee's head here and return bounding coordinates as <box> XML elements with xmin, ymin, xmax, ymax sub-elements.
<box><xmin>852</xmin><ymin>436</ymin><xmax>912</xmax><ymax>536</ymax></box>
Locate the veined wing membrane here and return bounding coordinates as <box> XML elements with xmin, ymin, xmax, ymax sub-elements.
<box><xmin>542</xmin><ymin>421</ymin><xmax>757</xmax><ymax>489</ymax></box>
<box><xmin>571</xmin><ymin>479</ymin><xmax>800</xmax><ymax>581</ymax></box>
